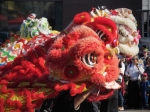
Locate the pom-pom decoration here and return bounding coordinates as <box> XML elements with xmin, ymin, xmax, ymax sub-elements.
<box><xmin>73</xmin><ymin>12</ymin><xmax>91</xmax><ymax>24</ymax></box>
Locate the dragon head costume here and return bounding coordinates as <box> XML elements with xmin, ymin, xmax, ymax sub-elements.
<box><xmin>0</xmin><ymin>7</ymin><xmax>140</xmax><ymax>112</ymax></box>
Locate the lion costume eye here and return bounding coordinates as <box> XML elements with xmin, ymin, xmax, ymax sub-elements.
<box><xmin>118</xmin><ymin>28</ymin><xmax>128</xmax><ymax>37</ymax></box>
<box><xmin>81</xmin><ymin>53</ymin><xmax>97</xmax><ymax>67</ymax></box>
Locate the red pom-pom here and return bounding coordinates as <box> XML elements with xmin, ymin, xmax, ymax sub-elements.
<box><xmin>73</xmin><ymin>12</ymin><xmax>91</xmax><ymax>24</ymax></box>
<box><xmin>111</xmin><ymin>10</ymin><xmax>119</xmax><ymax>15</ymax></box>
<box><xmin>111</xmin><ymin>39</ymin><xmax>119</xmax><ymax>48</ymax></box>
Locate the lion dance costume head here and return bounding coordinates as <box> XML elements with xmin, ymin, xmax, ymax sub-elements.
<box><xmin>0</xmin><ymin>6</ymin><xmax>140</xmax><ymax>112</ymax></box>
<box><xmin>90</xmin><ymin>7</ymin><xmax>140</xmax><ymax>57</ymax></box>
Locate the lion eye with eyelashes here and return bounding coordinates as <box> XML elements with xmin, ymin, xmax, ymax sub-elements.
<box><xmin>119</xmin><ymin>29</ymin><xmax>127</xmax><ymax>37</ymax></box>
<box><xmin>81</xmin><ymin>53</ymin><xmax>97</xmax><ymax>67</ymax></box>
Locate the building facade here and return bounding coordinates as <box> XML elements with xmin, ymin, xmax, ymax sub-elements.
<box><xmin>0</xmin><ymin>0</ymin><xmax>142</xmax><ymax>42</ymax></box>
<box><xmin>139</xmin><ymin>0</ymin><xmax>150</xmax><ymax>49</ymax></box>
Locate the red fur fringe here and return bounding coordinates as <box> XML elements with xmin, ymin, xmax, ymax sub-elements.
<box><xmin>0</xmin><ymin>98</ymin><xmax>4</xmax><ymax>112</ymax></box>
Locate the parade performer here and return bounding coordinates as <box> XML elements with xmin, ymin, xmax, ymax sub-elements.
<box><xmin>0</xmin><ymin>10</ymin><xmax>121</xmax><ymax>112</ymax></box>
<box><xmin>140</xmin><ymin>73</ymin><xmax>149</xmax><ymax>110</ymax></box>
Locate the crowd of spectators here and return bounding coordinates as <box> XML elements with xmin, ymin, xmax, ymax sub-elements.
<box><xmin>117</xmin><ymin>44</ymin><xmax>150</xmax><ymax>111</ymax></box>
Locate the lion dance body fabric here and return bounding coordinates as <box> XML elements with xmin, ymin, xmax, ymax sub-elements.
<box><xmin>0</xmin><ymin>7</ymin><xmax>140</xmax><ymax>112</ymax></box>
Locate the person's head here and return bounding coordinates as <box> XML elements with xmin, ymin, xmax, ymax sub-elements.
<box><xmin>142</xmin><ymin>73</ymin><xmax>148</xmax><ymax>81</ymax></box>
<box><xmin>143</xmin><ymin>48</ymin><xmax>149</xmax><ymax>56</ymax></box>
<box><xmin>139</xmin><ymin>45</ymin><xmax>146</xmax><ymax>52</ymax></box>
<box><xmin>142</xmin><ymin>45</ymin><xmax>146</xmax><ymax>50</ymax></box>
<box><xmin>118</xmin><ymin>55</ymin><xmax>122</xmax><ymax>68</ymax></box>
<box><xmin>121</xmin><ymin>57</ymin><xmax>126</xmax><ymax>63</ymax></box>
<box><xmin>131</xmin><ymin>55</ymin><xmax>139</xmax><ymax>65</ymax></box>
<box><xmin>118</xmin><ymin>55</ymin><xmax>126</xmax><ymax>63</ymax></box>
<box><xmin>146</xmin><ymin>56</ymin><xmax>150</xmax><ymax>65</ymax></box>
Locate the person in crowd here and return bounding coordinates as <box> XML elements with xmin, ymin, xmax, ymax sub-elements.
<box><xmin>144</xmin><ymin>57</ymin><xmax>150</xmax><ymax>107</ymax></box>
<box><xmin>125</xmin><ymin>55</ymin><xmax>145</xmax><ymax>109</ymax></box>
<box><xmin>117</xmin><ymin>55</ymin><xmax>126</xmax><ymax>111</ymax></box>
<box><xmin>50</xmin><ymin>86</ymin><xmax>99</xmax><ymax>112</ymax></box>
<box><xmin>139</xmin><ymin>45</ymin><xmax>147</xmax><ymax>58</ymax></box>
<box><xmin>140</xmin><ymin>48</ymin><xmax>149</xmax><ymax>69</ymax></box>
<box><xmin>100</xmin><ymin>56</ymin><xmax>122</xmax><ymax>112</ymax></box>
<box><xmin>100</xmin><ymin>89</ymin><xmax>118</xmax><ymax>112</ymax></box>
<box><xmin>144</xmin><ymin>56</ymin><xmax>150</xmax><ymax>82</ymax></box>
<box><xmin>140</xmin><ymin>73</ymin><xmax>149</xmax><ymax>110</ymax></box>
<box><xmin>144</xmin><ymin>56</ymin><xmax>150</xmax><ymax>71</ymax></box>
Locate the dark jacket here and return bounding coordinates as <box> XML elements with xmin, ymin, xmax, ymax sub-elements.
<box><xmin>51</xmin><ymin>90</ymin><xmax>99</xmax><ymax>112</ymax></box>
<box><xmin>140</xmin><ymin>80</ymin><xmax>149</xmax><ymax>95</ymax></box>
<box><xmin>144</xmin><ymin>66</ymin><xmax>150</xmax><ymax>81</ymax></box>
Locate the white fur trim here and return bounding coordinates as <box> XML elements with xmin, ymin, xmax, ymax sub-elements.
<box><xmin>110</xmin><ymin>16</ymin><xmax>137</xmax><ymax>33</ymax></box>
<box><xmin>119</xmin><ymin>44</ymin><xmax>139</xmax><ymax>56</ymax></box>
<box><xmin>115</xmin><ymin>8</ymin><xmax>137</xmax><ymax>24</ymax></box>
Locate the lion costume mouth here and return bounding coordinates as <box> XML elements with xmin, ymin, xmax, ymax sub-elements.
<box><xmin>88</xmin><ymin>81</ymin><xmax>120</xmax><ymax>101</ymax></box>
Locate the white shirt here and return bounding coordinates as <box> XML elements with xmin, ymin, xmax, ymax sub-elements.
<box><xmin>117</xmin><ymin>62</ymin><xmax>125</xmax><ymax>82</ymax></box>
<box><xmin>125</xmin><ymin>63</ymin><xmax>144</xmax><ymax>81</ymax></box>
<box><xmin>120</xmin><ymin>62</ymin><xmax>125</xmax><ymax>74</ymax></box>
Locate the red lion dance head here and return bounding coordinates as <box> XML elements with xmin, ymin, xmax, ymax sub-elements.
<box><xmin>0</xmin><ymin>11</ymin><xmax>120</xmax><ymax>111</ymax></box>
<box><xmin>46</xmin><ymin>13</ymin><xmax>120</xmax><ymax>102</ymax></box>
